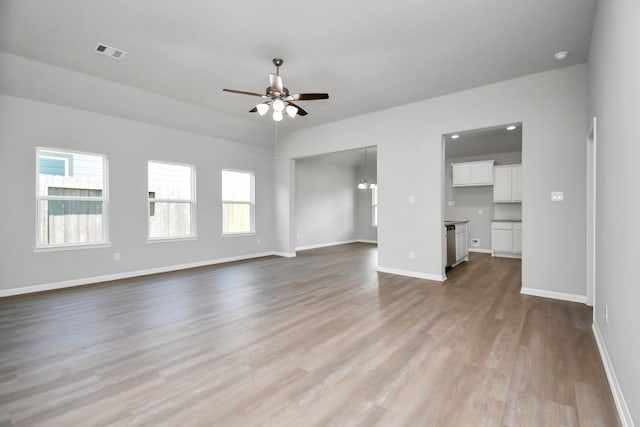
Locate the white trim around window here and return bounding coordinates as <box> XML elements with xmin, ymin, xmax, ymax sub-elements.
<box><xmin>34</xmin><ymin>147</ymin><xmax>109</xmax><ymax>250</ymax></box>
<box><xmin>147</xmin><ymin>160</ymin><xmax>196</xmax><ymax>241</ymax></box>
<box><xmin>221</xmin><ymin>169</ymin><xmax>255</xmax><ymax>236</ymax></box>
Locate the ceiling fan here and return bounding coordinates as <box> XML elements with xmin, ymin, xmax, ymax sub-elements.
<box><xmin>223</xmin><ymin>58</ymin><xmax>329</xmax><ymax>121</ymax></box>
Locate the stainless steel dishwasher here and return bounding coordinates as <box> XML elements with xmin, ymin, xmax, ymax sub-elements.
<box><xmin>446</xmin><ymin>224</ymin><xmax>456</xmax><ymax>267</ymax></box>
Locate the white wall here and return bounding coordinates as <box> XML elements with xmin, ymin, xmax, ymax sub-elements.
<box><xmin>0</xmin><ymin>94</ymin><xmax>274</xmax><ymax>292</ymax></box>
<box><xmin>295</xmin><ymin>158</ymin><xmax>356</xmax><ymax>248</ymax></box>
<box><xmin>589</xmin><ymin>0</ymin><xmax>640</xmax><ymax>424</ymax></box>
<box><xmin>0</xmin><ymin>52</ymin><xmax>272</xmax><ymax>147</ymax></box>
<box><xmin>445</xmin><ymin>151</ymin><xmax>522</xmax><ymax>252</ymax></box>
<box><xmin>275</xmin><ymin>64</ymin><xmax>589</xmax><ymax>290</ymax></box>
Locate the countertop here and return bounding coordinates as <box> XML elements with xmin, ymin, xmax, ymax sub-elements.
<box><xmin>444</xmin><ymin>220</ymin><xmax>469</xmax><ymax>226</ymax></box>
<box><xmin>491</xmin><ymin>219</ymin><xmax>522</xmax><ymax>223</ymax></box>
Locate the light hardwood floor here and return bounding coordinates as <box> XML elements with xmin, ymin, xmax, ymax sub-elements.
<box><xmin>0</xmin><ymin>244</ymin><xmax>619</xmax><ymax>426</ymax></box>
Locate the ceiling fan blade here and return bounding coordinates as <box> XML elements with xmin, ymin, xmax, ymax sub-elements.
<box><xmin>249</xmin><ymin>106</ymin><xmax>258</xmax><ymax>113</ymax></box>
<box><xmin>269</xmin><ymin>74</ymin><xmax>284</xmax><ymax>94</ymax></box>
<box><xmin>223</xmin><ymin>88</ymin><xmax>265</xmax><ymax>97</ymax></box>
<box><xmin>288</xmin><ymin>93</ymin><xmax>330</xmax><ymax>101</ymax></box>
<box><xmin>288</xmin><ymin>102</ymin><xmax>308</xmax><ymax>116</ymax></box>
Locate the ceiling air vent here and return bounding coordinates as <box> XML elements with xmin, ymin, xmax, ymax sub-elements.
<box><xmin>94</xmin><ymin>43</ymin><xmax>127</xmax><ymax>60</ymax></box>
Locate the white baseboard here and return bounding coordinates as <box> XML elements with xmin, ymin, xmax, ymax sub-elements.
<box><xmin>520</xmin><ymin>287</ymin><xmax>587</xmax><ymax>304</ymax></box>
<box><xmin>0</xmin><ymin>251</ymin><xmax>277</xmax><ymax>298</ymax></box>
<box><xmin>273</xmin><ymin>251</ymin><xmax>296</xmax><ymax>258</ymax></box>
<box><xmin>296</xmin><ymin>240</ymin><xmax>356</xmax><ymax>251</ymax></box>
<box><xmin>469</xmin><ymin>248</ymin><xmax>491</xmax><ymax>254</ymax></box>
<box><xmin>355</xmin><ymin>239</ymin><xmax>377</xmax><ymax>244</ymax></box>
<box><xmin>377</xmin><ymin>266</ymin><xmax>445</xmax><ymax>282</ymax></box>
<box><xmin>592</xmin><ymin>323</ymin><xmax>635</xmax><ymax>427</ymax></box>
<box><xmin>492</xmin><ymin>252</ymin><xmax>522</xmax><ymax>259</ymax></box>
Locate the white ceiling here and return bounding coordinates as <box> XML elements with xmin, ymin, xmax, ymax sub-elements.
<box><xmin>445</xmin><ymin>125</ymin><xmax>522</xmax><ymax>159</ymax></box>
<box><xmin>0</xmin><ymin>0</ymin><xmax>597</xmax><ymax>144</ymax></box>
<box><xmin>297</xmin><ymin>147</ymin><xmax>377</xmax><ymax>169</ymax></box>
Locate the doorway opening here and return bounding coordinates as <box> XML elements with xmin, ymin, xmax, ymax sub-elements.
<box><xmin>441</xmin><ymin>123</ymin><xmax>523</xmax><ymax>277</ymax></box>
<box><xmin>293</xmin><ymin>147</ymin><xmax>378</xmax><ymax>251</ymax></box>
<box><xmin>586</xmin><ymin>117</ymin><xmax>597</xmax><ymax>308</ymax></box>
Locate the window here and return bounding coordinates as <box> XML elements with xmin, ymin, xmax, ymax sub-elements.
<box><xmin>371</xmin><ymin>185</ymin><xmax>378</xmax><ymax>227</ymax></box>
<box><xmin>148</xmin><ymin>161</ymin><xmax>195</xmax><ymax>239</ymax></box>
<box><xmin>222</xmin><ymin>169</ymin><xmax>255</xmax><ymax>234</ymax></box>
<box><xmin>36</xmin><ymin>148</ymin><xmax>108</xmax><ymax>248</ymax></box>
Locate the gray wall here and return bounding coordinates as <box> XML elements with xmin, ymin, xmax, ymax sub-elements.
<box><xmin>295</xmin><ymin>158</ymin><xmax>356</xmax><ymax>248</ymax></box>
<box><xmin>275</xmin><ymin>64</ymin><xmax>588</xmax><ymax>292</ymax></box>
<box><xmin>0</xmin><ymin>94</ymin><xmax>274</xmax><ymax>291</ymax></box>
<box><xmin>445</xmin><ymin>151</ymin><xmax>522</xmax><ymax>252</ymax></box>
<box><xmin>589</xmin><ymin>0</ymin><xmax>639</xmax><ymax>423</ymax></box>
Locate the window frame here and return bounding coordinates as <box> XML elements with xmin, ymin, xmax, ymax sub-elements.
<box><xmin>147</xmin><ymin>160</ymin><xmax>197</xmax><ymax>242</ymax></box>
<box><xmin>221</xmin><ymin>169</ymin><xmax>255</xmax><ymax>236</ymax></box>
<box><xmin>371</xmin><ymin>184</ymin><xmax>378</xmax><ymax>227</ymax></box>
<box><xmin>34</xmin><ymin>147</ymin><xmax>110</xmax><ymax>251</ymax></box>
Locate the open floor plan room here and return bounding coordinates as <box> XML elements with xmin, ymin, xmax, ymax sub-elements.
<box><xmin>0</xmin><ymin>245</ymin><xmax>619</xmax><ymax>426</ymax></box>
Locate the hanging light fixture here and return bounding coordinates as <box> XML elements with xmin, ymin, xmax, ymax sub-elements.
<box><xmin>357</xmin><ymin>148</ymin><xmax>370</xmax><ymax>189</ymax></box>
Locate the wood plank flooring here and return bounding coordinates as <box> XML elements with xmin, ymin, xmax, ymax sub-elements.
<box><xmin>0</xmin><ymin>244</ymin><xmax>620</xmax><ymax>426</ymax></box>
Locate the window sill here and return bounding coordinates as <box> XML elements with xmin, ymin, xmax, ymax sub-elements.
<box><xmin>33</xmin><ymin>242</ymin><xmax>112</xmax><ymax>253</ymax></box>
<box><xmin>222</xmin><ymin>232</ymin><xmax>256</xmax><ymax>238</ymax></box>
<box><xmin>147</xmin><ymin>236</ymin><xmax>198</xmax><ymax>244</ymax></box>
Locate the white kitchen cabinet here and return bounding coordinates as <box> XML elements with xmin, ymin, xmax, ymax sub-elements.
<box><xmin>513</xmin><ymin>223</ymin><xmax>522</xmax><ymax>254</ymax></box>
<box><xmin>511</xmin><ymin>166</ymin><xmax>522</xmax><ymax>202</ymax></box>
<box><xmin>493</xmin><ymin>164</ymin><xmax>522</xmax><ymax>202</ymax></box>
<box><xmin>455</xmin><ymin>223</ymin><xmax>468</xmax><ymax>263</ymax></box>
<box><xmin>452</xmin><ymin>160</ymin><xmax>494</xmax><ymax>187</ymax></box>
<box><xmin>491</xmin><ymin>221</ymin><xmax>522</xmax><ymax>258</ymax></box>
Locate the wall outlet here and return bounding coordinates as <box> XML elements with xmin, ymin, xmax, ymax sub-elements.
<box><xmin>604</xmin><ymin>305</ymin><xmax>609</xmax><ymax>324</ymax></box>
<box><xmin>257</xmin><ymin>238</ymin><xmax>261</xmax><ymax>245</ymax></box>
<box><xmin>551</xmin><ymin>191</ymin><xmax>564</xmax><ymax>201</ymax></box>
<box><xmin>478</xmin><ymin>209</ymin><xmax>483</xmax><ymax>215</ymax></box>
<box><xmin>471</xmin><ymin>239</ymin><xmax>480</xmax><ymax>247</ymax></box>
<box><xmin>113</xmin><ymin>252</ymin><xmax>121</xmax><ymax>261</ymax></box>
<box><xmin>409</xmin><ymin>251</ymin><xmax>415</xmax><ymax>260</ymax></box>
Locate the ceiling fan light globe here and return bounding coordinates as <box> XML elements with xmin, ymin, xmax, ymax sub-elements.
<box><xmin>286</xmin><ymin>105</ymin><xmax>298</xmax><ymax>118</ymax></box>
<box><xmin>273</xmin><ymin>110</ymin><xmax>283</xmax><ymax>122</ymax></box>
<box><xmin>272</xmin><ymin>98</ymin><xmax>285</xmax><ymax>112</ymax></box>
<box><xmin>256</xmin><ymin>103</ymin><xmax>269</xmax><ymax>116</ymax></box>
<box><xmin>357</xmin><ymin>180</ymin><xmax>369</xmax><ymax>190</ymax></box>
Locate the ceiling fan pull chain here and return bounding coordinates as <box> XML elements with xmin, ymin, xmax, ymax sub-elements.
<box><xmin>274</xmin><ymin>121</ymin><xmax>279</xmax><ymax>160</ymax></box>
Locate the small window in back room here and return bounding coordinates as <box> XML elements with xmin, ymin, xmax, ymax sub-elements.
<box><xmin>36</xmin><ymin>148</ymin><xmax>108</xmax><ymax>248</ymax></box>
<box><xmin>148</xmin><ymin>161</ymin><xmax>195</xmax><ymax>239</ymax></box>
<box><xmin>222</xmin><ymin>169</ymin><xmax>255</xmax><ymax>234</ymax></box>
<box><xmin>371</xmin><ymin>185</ymin><xmax>378</xmax><ymax>227</ymax></box>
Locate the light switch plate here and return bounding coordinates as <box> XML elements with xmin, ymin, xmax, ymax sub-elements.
<box><xmin>448</xmin><ymin>201</ymin><xmax>455</xmax><ymax>207</ymax></box>
<box><xmin>551</xmin><ymin>191</ymin><xmax>564</xmax><ymax>202</ymax></box>
<box><xmin>409</xmin><ymin>195</ymin><xmax>415</xmax><ymax>204</ymax></box>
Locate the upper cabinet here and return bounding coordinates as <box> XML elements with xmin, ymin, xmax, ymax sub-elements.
<box><xmin>493</xmin><ymin>164</ymin><xmax>522</xmax><ymax>203</ymax></box>
<box><xmin>452</xmin><ymin>160</ymin><xmax>494</xmax><ymax>187</ymax></box>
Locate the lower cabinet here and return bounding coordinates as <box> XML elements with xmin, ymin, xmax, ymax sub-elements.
<box><xmin>491</xmin><ymin>222</ymin><xmax>522</xmax><ymax>258</ymax></box>
<box><xmin>455</xmin><ymin>223</ymin><xmax>469</xmax><ymax>264</ymax></box>
<box><xmin>513</xmin><ymin>223</ymin><xmax>522</xmax><ymax>254</ymax></box>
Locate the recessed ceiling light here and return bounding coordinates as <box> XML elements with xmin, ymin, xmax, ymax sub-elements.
<box><xmin>506</xmin><ymin>125</ymin><xmax>517</xmax><ymax>131</ymax></box>
<box><xmin>554</xmin><ymin>51</ymin><xmax>568</xmax><ymax>62</ymax></box>
<box><xmin>451</xmin><ymin>134</ymin><xmax>460</xmax><ymax>140</ymax></box>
